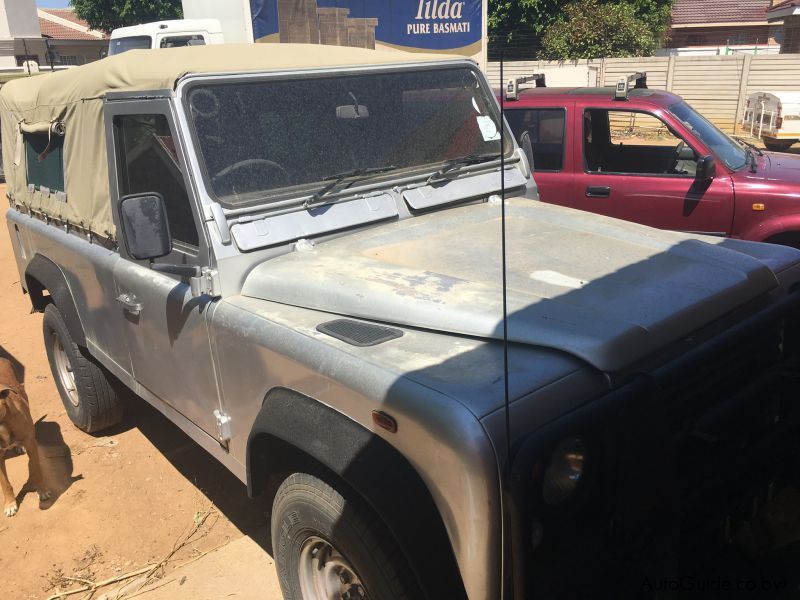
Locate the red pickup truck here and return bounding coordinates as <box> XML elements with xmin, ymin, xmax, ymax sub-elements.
<box><xmin>502</xmin><ymin>77</ymin><xmax>800</xmax><ymax>246</ymax></box>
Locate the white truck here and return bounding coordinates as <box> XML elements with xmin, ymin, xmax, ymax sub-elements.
<box><xmin>742</xmin><ymin>91</ymin><xmax>800</xmax><ymax>152</ymax></box>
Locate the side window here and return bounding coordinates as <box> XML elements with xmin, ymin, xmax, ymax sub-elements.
<box><xmin>583</xmin><ymin>109</ymin><xmax>697</xmax><ymax>176</ymax></box>
<box><xmin>25</xmin><ymin>132</ymin><xmax>65</xmax><ymax>192</ymax></box>
<box><xmin>114</xmin><ymin>114</ymin><xmax>200</xmax><ymax>248</ymax></box>
<box><xmin>504</xmin><ymin>108</ymin><xmax>565</xmax><ymax>172</ymax></box>
<box><xmin>160</xmin><ymin>35</ymin><xmax>206</xmax><ymax>48</ymax></box>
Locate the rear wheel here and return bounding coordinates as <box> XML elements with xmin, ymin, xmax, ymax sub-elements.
<box><xmin>763</xmin><ymin>138</ymin><xmax>796</xmax><ymax>152</ymax></box>
<box><xmin>43</xmin><ymin>304</ymin><xmax>123</xmax><ymax>433</ymax></box>
<box><xmin>271</xmin><ymin>473</ymin><xmax>421</xmax><ymax>600</ymax></box>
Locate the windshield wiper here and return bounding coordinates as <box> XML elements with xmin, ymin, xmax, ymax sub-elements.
<box><xmin>426</xmin><ymin>153</ymin><xmax>502</xmax><ymax>185</ymax></box>
<box><xmin>734</xmin><ymin>137</ymin><xmax>764</xmax><ymax>156</ymax></box>
<box><xmin>304</xmin><ymin>165</ymin><xmax>398</xmax><ymax>208</ymax></box>
<box><xmin>732</xmin><ymin>138</ymin><xmax>762</xmax><ymax>173</ymax></box>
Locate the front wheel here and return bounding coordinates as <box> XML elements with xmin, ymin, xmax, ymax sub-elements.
<box><xmin>271</xmin><ymin>473</ymin><xmax>421</xmax><ymax>600</ymax></box>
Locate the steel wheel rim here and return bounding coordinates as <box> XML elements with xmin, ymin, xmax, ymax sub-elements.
<box><xmin>52</xmin><ymin>332</ymin><xmax>79</xmax><ymax>407</ymax></box>
<box><xmin>298</xmin><ymin>536</ymin><xmax>368</xmax><ymax>600</ymax></box>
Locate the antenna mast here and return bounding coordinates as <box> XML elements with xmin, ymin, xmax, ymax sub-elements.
<box><xmin>499</xmin><ymin>56</ymin><xmax>512</xmax><ymax>479</ymax></box>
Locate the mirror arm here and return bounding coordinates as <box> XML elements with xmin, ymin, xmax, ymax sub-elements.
<box><xmin>150</xmin><ymin>263</ymin><xmax>202</xmax><ymax>278</ymax></box>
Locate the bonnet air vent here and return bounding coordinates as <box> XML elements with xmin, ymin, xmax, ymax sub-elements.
<box><xmin>317</xmin><ymin>319</ymin><xmax>403</xmax><ymax>347</ymax></box>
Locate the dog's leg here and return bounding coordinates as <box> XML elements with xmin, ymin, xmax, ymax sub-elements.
<box><xmin>24</xmin><ymin>440</ymin><xmax>51</xmax><ymax>502</ymax></box>
<box><xmin>0</xmin><ymin>455</ymin><xmax>18</xmax><ymax>517</ymax></box>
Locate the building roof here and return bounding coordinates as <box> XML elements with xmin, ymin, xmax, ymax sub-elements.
<box><xmin>37</xmin><ymin>8</ymin><xmax>106</xmax><ymax>41</ymax></box>
<box><xmin>671</xmin><ymin>0</ymin><xmax>774</xmax><ymax>26</ymax></box>
<box><xmin>770</xmin><ymin>0</ymin><xmax>800</xmax><ymax>10</ymax></box>
<box><xmin>40</xmin><ymin>8</ymin><xmax>91</xmax><ymax>28</ymax></box>
<box><xmin>768</xmin><ymin>0</ymin><xmax>800</xmax><ymax>18</ymax></box>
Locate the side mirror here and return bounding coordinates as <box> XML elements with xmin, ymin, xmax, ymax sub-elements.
<box><xmin>695</xmin><ymin>155</ymin><xmax>716</xmax><ymax>184</ymax></box>
<box><xmin>520</xmin><ymin>130</ymin><xmax>535</xmax><ymax>172</ymax></box>
<box><xmin>119</xmin><ymin>193</ymin><xmax>172</xmax><ymax>260</ymax></box>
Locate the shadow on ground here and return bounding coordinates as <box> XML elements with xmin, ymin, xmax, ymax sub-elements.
<box><xmin>109</xmin><ymin>389</ymin><xmax>270</xmax><ymax>551</ymax></box>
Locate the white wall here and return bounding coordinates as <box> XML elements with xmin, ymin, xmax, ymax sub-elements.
<box><xmin>182</xmin><ymin>0</ymin><xmax>253</xmax><ymax>43</ymax></box>
<box><xmin>0</xmin><ymin>0</ymin><xmax>41</xmax><ymax>39</ymax></box>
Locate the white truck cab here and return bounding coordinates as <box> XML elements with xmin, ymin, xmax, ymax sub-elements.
<box><xmin>108</xmin><ymin>19</ymin><xmax>224</xmax><ymax>56</ymax></box>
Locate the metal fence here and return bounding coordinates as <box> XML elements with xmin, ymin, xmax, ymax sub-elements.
<box><xmin>486</xmin><ymin>54</ymin><xmax>800</xmax><ymax>134</ymax></box>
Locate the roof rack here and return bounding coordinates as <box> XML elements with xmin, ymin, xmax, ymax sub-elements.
<box><xmin>614</xmin><ymin>72</ymin><xmax>647</xmax><ymax>101</ymax></box>
<box><xmin>505</xmin><ymin>73</ymin><xmax>546</xmax><ymax>101</ymax></box>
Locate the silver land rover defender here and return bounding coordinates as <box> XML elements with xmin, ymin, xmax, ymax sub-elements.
<box><xmin>4</xmin><ymin>44</ymin><xmax>800</xmax><ymax>599</ymax></box>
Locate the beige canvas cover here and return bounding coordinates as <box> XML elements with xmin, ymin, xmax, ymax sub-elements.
<box><xmin>0</xmin><ymin>43</ymin><xmax>456</xmax><ymax>238</ymax></box>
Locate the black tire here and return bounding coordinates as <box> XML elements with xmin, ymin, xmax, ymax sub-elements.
<box><xmin>43</xmin><ymin>303</ymin><xmax>122</xmax><ymax>433</ymax></box>
<box><xmin>763</xmin><ymin>138</ymin><xmax>795</xmax><ymax>152</ymax></box>
<box><xmin>271</xmin><ymin>472</ymin><xmax>422</xmax><ymax>600</ymax></box>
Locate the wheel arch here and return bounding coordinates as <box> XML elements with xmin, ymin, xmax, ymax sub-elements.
<box><xmin>247</xmin><ymin>387</ymin><xmax>468</xmax><ymax>600</ymax></box>
<box><xmin>24</xmin><ymin>254</ymin><xmax>86</xmax><ymax>347</ymax></box>
<box><xmin>763</xmin><ymin>230</ymin><xmax>800</xmax><ymax>249</ymax></box>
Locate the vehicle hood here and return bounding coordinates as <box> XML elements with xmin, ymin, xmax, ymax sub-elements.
<box><xmin>745</xmin><ymin>152</ymin><xmax>800</xmax><ymax>185</ymax></box>
<box><xmin>241</xmin><ymin>199</ymin><xmax>793</xmax><ymax>372</ymax></box>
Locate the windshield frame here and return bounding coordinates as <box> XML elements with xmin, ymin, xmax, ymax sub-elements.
<box><xmin>669</xmin><ymin>100</ymin><xmax>748</xmax><ymax>171</ymax></box>
<box><xmin>177</xmin><ymin>60</ymin><xmax>516</xmax><ymax>211</ymax></box>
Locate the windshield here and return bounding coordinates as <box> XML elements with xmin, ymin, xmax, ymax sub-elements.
<box><xmin>670</xmin><ymin>101</ymin><xmax>747</xmax><ymax>170</ymax></box>
<box><xmin>108</xmin><ymin>36</ymin><xmax>152</xmax><ymax>56</ymax></box>
<box><xmin>186</xmin><ymin>66</ymin><xmax>513</xmax><ymax>207</ymax></box>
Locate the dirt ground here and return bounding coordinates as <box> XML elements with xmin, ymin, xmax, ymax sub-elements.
<box><xmin>0</xmin><ymin>183</ymin><xmax>279</xmax><ymax>599</ymax></box>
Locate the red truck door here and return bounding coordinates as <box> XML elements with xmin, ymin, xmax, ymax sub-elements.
<box><xmin>503</xmin><ymin>104</ymin><xmax>574</xmax><ymax>201</ymax></box>
<box><xmin>568</xmin><ymin>106</ymin><xmax>735</xmax><ymax>235</ymax></box>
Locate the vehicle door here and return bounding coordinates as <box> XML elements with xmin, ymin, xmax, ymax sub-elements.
<box><xmin>105</xmin><ymin>100</ymin><xmax>222</xmax><ymax>437</ymax></box>
<box><xmin>503</xmin><ymin>105</ymin><xmax>572</xmax><ymax>202</ymax></box>
<box><xmin>571</xmin><ymin>106</ymin><xmax>735</xmax><ymax>235</ymax></box>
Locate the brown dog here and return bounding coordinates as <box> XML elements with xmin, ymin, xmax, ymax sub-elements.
<box><xmin>0</xmin><ymin>358</ymin><xmax>50</xmax><ymax>516</ymax></box>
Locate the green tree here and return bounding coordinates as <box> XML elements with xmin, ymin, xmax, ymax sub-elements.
<box><xmin>488</xmin><ymin>0</ymin><xmax>561</xmax><ymax>59</ymax></box>
<box><xmin>489</xmin><ymin>0</ymin><xmax>672</xmax><ymax>59</ymax></box>
<box><xmin>541</xmin><ymin>0</ymin><xmax>660</xmax><ymax>59</ymax></box>
<box><xmin>70</xmin><ymin>0</ymin><xmax>183</xmax><ymax>34</ymax></box>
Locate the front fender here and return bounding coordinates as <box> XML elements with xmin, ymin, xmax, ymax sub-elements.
<box><xmin>247</xmin><ymin>387</ymin><xmax>468</xmax><ymax>600</ymax></box>
<box><xmin>737</xmin><ymin>214</ymin><xmax>800</xmax><ymax>244</ymax></box>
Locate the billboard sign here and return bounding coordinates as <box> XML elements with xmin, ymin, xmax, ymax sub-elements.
<box><xmin>250</xmin><ymin>0</ymin><xmax>484</xmax><ymax>58</ymax></box>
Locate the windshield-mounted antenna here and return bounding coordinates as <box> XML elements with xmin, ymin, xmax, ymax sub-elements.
<box><xmin>499</xmin><ymin>51</ymin><xmax>515</xmax><ymax>598</ymax></box>
<box><xmin>499</xmin><ymin>57</ymin><xmax>512</xmax><ymax>485</ymax></box>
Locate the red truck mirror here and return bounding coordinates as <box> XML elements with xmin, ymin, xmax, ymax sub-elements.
<box><xmin>695</xmin><ymin>155</ymin><xmax>716</xmax><ymax>185</ymax></box>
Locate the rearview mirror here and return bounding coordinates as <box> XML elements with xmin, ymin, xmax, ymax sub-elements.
<box><xmin>695</xmin><ymin>155</ymin><xmax>716</xmax><ymax>184</ymax></box>
<box><xmin>119</xmin><ymin>193</ymin><xmax>172</xmax><ymax>260</ymax></box>
<box><xmin>336</xmin><ymin>104</ymin><xmax>369</xmax><ymax>119</ymax></box>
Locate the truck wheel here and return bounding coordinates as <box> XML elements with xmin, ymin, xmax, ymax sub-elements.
<box><xmin>43</xmin><ymin>304</ymin><xmax>122</xmax><ymax>433</ymax></box>
<box><xmin>272</xmin><ymin>472</ymin><xmax>421</xmax><ymax>600</ymax></box>
<box><xmin>763</xmin><ymin>138</ymin><xmax>795</xmax><ymax>152</ymax></box>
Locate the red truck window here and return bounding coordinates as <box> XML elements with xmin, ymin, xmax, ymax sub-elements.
<box><xmin>504</xmin><ymin>108</ymin><xmax>565</xmax><ymax>172</ymax></box>
<box><xmin>583</xmin><ymin>109</ymin><xmax>697</xmax><ymax>177</ymax></box>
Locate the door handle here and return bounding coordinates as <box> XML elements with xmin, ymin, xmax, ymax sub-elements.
<box><xmin>116</xmin><ymin>292</ymin><xmax>142</xmax><ymax>316</ymax></box>
<box><xmin>586</xmin><ymin>186</ymin><xmax>611</xmax><ymax>198</ymax></box>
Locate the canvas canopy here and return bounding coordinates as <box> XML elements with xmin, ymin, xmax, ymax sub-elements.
<box><xmin>0</xmin><ymin>43</ymin><xmax>455</xmax><ymax>238</ymax></box>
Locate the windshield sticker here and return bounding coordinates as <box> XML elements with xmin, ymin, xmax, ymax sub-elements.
<box><xmin>476</xmin><ymin>116</ymin><xmax>500</xmax><ymax>141</ymax></box>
